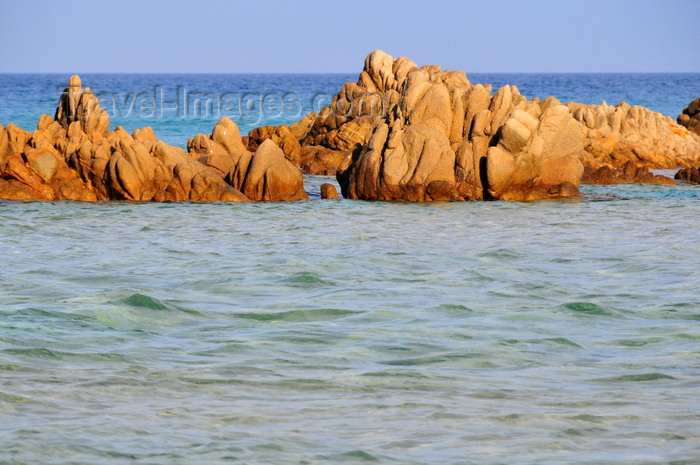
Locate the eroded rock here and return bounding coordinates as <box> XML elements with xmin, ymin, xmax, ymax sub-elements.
<box><xmin>568</xmin><ymin>101</ymin><xmax>700</xmax><ymax>169</ymax></box>
<box><xmin>0</xmin><ymin>77</ymin><xmax>308</xmax><ymax>203</ymax></box>
<box><xmin>336</xmin><ymin>51</ymin><xmax>585</xmax><ymax>201</ymax></box>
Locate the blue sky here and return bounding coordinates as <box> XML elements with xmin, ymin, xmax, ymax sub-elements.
<box><xmin>1</xmin><ymin>0</ymin><xmax>698</xmax><ymax>73</ymax></box>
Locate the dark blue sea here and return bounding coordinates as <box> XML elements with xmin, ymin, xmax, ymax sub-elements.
<box><xmin>0</xmin><ymin>73</ymin><xmax>699</xmax><ymax>465</ymax></box>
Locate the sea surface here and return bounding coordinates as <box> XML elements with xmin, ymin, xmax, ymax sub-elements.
<box><xmin>1</xmin><ymin>73</ymin><xmax>699</xmax><ymax>465</ymax></box>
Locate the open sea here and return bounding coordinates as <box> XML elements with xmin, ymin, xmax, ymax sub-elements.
<box><xmin>1</xmin><ymin>73</ymin><xmax>699</xmax><ymax>464</ymax></box>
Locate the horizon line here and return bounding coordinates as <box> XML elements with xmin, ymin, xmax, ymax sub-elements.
<box><xmin>2</xmin><ymin>70</ymin><xmax>700</xmax><ymax>75</ymax></box>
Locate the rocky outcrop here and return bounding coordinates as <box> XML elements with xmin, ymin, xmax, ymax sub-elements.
<box><xmin>241</xmin><ymin>117</ymin><xmax>352</xmax><ymax>175</ymax></box>
<box><xmin>0</xmin><ymin>76</ymin><xmax>307</xmax><ymax>202</ymax></box>
<box><xmin>309</xmin><ymin>52</ymin><xmax>700</xmax><ymax>195</ymax></box>
<box><xmin>54</xmin><ymin>75</ymin><xmax>110</xmax><ymax>136</ymax></box>
<box><xmin>4</xmin><ymin>69</ymin><xmax>699</xmax><ymax>204</ymax></box>
<box><xmin>336</xmin><ymin>50</ymin><xmax>585</xmax><ymax>201</ymax></box>
<box><xmin>677</xmin><ymin>97</ymin><xmax>700</xmax><ymax>136</ymax></box>
<box><xmin>242</xmin><ymin>53</ymin><xmax>409</xmax><ymax>176</ymax></box>
<box><xmin>674</xmin><ymin>167</ymin><xmax>700</xmax><ymax>184</ymax></box>
<box><xmin>71</xmin><ymin>124</ymin><xmax>248</xmax><ymax>202</ymax></box>
<box><xmin>188</xmin><ymin>120</ymin><xmax>308</xmax><ymax>201</ymax></box>
<box><xmin>0</xmin><ymin>112</ymin><xmax>99</xmax><ymax>201</ymax></box>
<box><xmin>582</xmin><ymin>162</ymin><xmax>675</xmax><ymax>185</ymax></box>
<box><xmin>568</xmin><ymin>101</ymin><xmax>700</xmax><ymax>169</ymax></box>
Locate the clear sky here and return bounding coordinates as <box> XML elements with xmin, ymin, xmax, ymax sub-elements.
<box><xmin>1</xmin><ymin>0</ymin><xmax>699</xmax><ymax>73</ymax></box>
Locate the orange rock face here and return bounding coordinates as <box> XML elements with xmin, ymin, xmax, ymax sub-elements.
<box><xmin>0</xmin><ymin>77</ymin><xmax>308</xmax><ymax>202</ymax></box>
<box><xmin>335</xmin><ymin>51</ymin><xmax>586</xmax><ymax>201</ymax></box>
<box><xmin>568</xmin><ymin>101</ymin><xmax>700</xmax><ymax>169</ymax></box>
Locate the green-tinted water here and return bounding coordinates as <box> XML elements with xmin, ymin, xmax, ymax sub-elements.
<box><xmin>1</xmin><ymin>177</ymin><xmax>699</xmax><ymax>464</ymax></box>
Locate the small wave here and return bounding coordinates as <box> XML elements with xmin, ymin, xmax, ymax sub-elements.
<box><xmin>0</xmin><ymin>363</ymin><xmax>27</xmax><ymax>372</ymax></box>
<box><xmin>2</xmin><ymin>347</ymin><xmax>129</xmax><ymax>362</ymax></box>
<box><xmin>568</xmin><ymin>414</ymin><xmax>607</xmax><ymax>424</ymax></box>
<box><xmin>0</xmin><ymin>391</ymin><xmax>30</xmax><ymax>403</ymax></box>
<box><xmin>3</xmin><ymin>348</ymin><xmax>62</xmax><ymax>359</ymax></box>
<box><xmin>234</xmin><ymin>308</ymin><xmax>360</xmax><ymax>323</ymax></box>
<box><xmin>326</xmin><ymin>450</ymin><xmax>379</xmax><ymax>462</ymax></box>
<box><xmin>477</xmin><ymin>247</ymin><xmax>523</xmax><ymax>260</ymax></box>
<box><xmin>428</xmin><ymin>303</ymin><xmax>474</xmax><ymax>314</ymax></box>
<box><xmin>362</xmin><ymin>370</ymin><xmax>433</xmax><ymax>379</ymax></box>
<box><xmin>117</xmin><ymin>293</ymin><xmax>202</xmax><ymax>316</ymax></box>
<box><xmin>381</xmin><ymin>352</ymin><xmax>483</xmax><ymax>366</ymax></box>
<box><xmin>562</xmin><ymin>302</ymin><xmax>618</xmax><ymax>317</ymax></box>
<box><xmin>16</xmin><ymin>307</ymin><xmax>99</xmax><ymax>326</ymax></box>
<box><xmin>280</xmin><ymin>272</ymin><xmax>336</xmax><ymax>288</ymax></box>
<box><xmin>595</xmin><ymin>373</ymin><xmax>675</xmax><ymax>383</ymax></box>
<box><xmin>543</xmin><ymin>337</ymin><xmax>583</xmax><ymax>348</ymax></box>
<box><xmin>471</xmin><ymin>390</ymin><xmax>508</xmax><ymax>399</ymax></box>
<box><xmin>121</xmin><ymin>293</ymin><xmax>170</xmax><ymax>310</ymax></box>
<box><xmin>617</xmin><ymin>338</ymin><xmax>663</xmax><ymax>347</ymax></box>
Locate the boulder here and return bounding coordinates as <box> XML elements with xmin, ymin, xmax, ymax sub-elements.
<box><xmin>320</xmin><ymin>183</ymin><xmax>339</xmax><ymax>199</ymax></box>
<box><xmin>187</xmin><ymin>117</ymin><xmax>247</xmax><ymax>156</ymax></box>
<box><xmin>240</xmin><ymin>118</ymin><xmax>346</xmax><ymax>175</ymax></box>
<box><xmin>674</xmin><ymin>166</ymin><xmax>700</xmax><ymax>184</ymax></box>
<box><xmin>297</xmin><ymin>145</ymin><xmax>347</xmax><ymax>175</ymax></box>
<box><xmin>239</xmin><ymin>140</ymin><xmax>308</xmax><ymax>201</ymax></box>
<box><xmin>677</xmin><ymin>96</ymin><xmax>700</xmax><ymax>136</ymax></box>
<box><xmin>308</xmin><ymin>52</ymin><xmax>700</xmax><ymax>200</ymax></box>
<box><xmin>54</xmin><ymin>75</ymin><xmax>109</xmax><ymax>136</ymax></box>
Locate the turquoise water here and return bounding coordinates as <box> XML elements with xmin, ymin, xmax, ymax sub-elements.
<box><xmin>1</xmin><ymin>74</ymin><xmax>700</xmax><ymax>464</ymax></box>
<box><xmin>1</xmin><ymin>73</ymin><xmax>698</xmax><ymax>147</ymax></box>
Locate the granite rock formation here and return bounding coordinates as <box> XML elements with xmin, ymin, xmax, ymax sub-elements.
<box><xmin>567</xmin><ymin>101</ymin><xmax>700</xmax><ymax>169</ymax></box>
<box><xmin>677</xmin><ymin>97</ymin><xmax>700</xmax><ymax>136</ymax></box>
<box><xmin>309</xmin><ymin>52</ymin><xmax>700</xmax><ymax>194</ymax></box>
<box><xmin>335</xmin><ymin>50</ymin><xmax>586</xmax><ymax>201</ymax></box>
<box><xmin>0</xmin><ymin>76</ymin><xmax>307</xmax><ymax>202</ymax></box>
<box><xmin>188</xmin><ymin>119</ymin><xmax>308</xmax><ymax>201</ymax></box>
